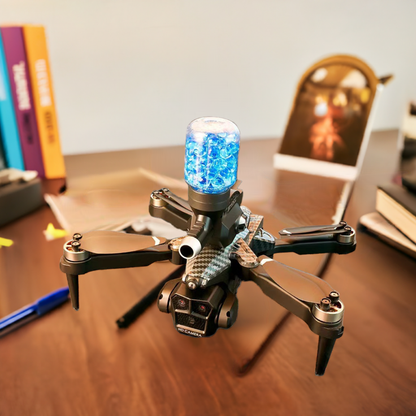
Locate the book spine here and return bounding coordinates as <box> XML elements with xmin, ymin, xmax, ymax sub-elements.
<box><xmin>0</xmin><ymin>32</ymin><xmax>25</xmax><ymax>170</ymax></box>
<box><xmin>0</xmin><ymin>130</ymin><xmax>6</xmax><ymax>170</ymax></box>
<box><xmin>23</xmin><ymin>25</ymin><xmax>65</xmax><ymax>179</ymax></box>
<box><xmin>0</xmin><ymin>26</ymin><xmax>45</xmax><ymax>177</ymax></box>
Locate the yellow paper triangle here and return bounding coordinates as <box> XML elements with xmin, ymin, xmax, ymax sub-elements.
<box><xmin>44</xmin><ymin>223</ymin><xmax>68</xmax><ymax>240</ymax></box>
<box><xmin>0</xmin><ymin>237</ymin><xmax>14</xmax><ymax>248</ymax></box>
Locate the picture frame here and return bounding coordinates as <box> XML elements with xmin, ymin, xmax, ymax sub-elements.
<box><xmin>274</xmin><ymin>55</ymin><xmax>393</xmax><ymax>180</ymax></box>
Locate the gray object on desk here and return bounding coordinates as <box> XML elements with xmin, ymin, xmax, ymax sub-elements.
<box><xmin>0</xmin><ymin>178</ymin><xmax>43</xmax><ymax>227</ymax></box>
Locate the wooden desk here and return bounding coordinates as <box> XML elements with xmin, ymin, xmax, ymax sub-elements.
<box><xmin>1</xmin><ymin>130</ymin><xmax>415</xmax><ymax>416</ymax></box>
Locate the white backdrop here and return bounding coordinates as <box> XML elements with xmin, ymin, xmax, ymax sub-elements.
<box><xmin>1</xmin><ymin>0</ymin><xmax>415</xmax><ymax>155</ymax></box>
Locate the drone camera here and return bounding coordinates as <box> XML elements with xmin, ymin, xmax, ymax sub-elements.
<box><xmin>157</xmin><ymin>279</ymin><xmax>238</xmax><ymax>337</ymax></box>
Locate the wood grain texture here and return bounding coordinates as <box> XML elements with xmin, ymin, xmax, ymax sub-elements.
<box><xmin>1</xmin><ymin>130</ymin><xmax>415</xmax><ymax>416</ymax></box>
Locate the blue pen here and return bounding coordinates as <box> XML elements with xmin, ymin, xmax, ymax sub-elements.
<box><xmin>0</xmin><ymin>287</ymin><xmax>69</xmax><ymax>338</ymax></box>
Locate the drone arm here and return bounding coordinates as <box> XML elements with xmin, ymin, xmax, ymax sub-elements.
<box><xmin>252</xmin><ymin>222</ymin><xmax>356</xmax><ymax>257</ymax></box>
<box><xmin>60</xmin><ymin>243</ymin><xmax>173</xmax><ymax>310</ymax></box>
<box><xmin>244</xmin><ymin>256</ymin><xmax>344</xmax><ymax>375</ymax></box>
<box><xmin>60</xmin><ymin>243</ymin><xmax>172</xmax><ymax>275</ymax></box>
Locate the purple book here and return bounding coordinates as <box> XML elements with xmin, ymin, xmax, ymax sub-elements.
<box><xmin>0</xmin><ymin>26</ymin><xmax>44</xmax><ymax>177</ymax></box>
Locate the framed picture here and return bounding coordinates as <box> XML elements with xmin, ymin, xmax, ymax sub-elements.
<box><xmin>274</xmin><ymin>55</ymin><xmax>392</xmax><ymax>180</ymax></box>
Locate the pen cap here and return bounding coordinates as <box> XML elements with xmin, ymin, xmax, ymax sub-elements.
<box><xmin>184</xmin><ymin>117</ymin><xmax>240</xmax><ymax>194</ymax></box>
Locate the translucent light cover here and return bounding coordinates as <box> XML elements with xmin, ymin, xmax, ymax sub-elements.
<box><xmin>184</xmin><ymin>117</ymin><xmax>240</xmax><ymax>194</ymax></box>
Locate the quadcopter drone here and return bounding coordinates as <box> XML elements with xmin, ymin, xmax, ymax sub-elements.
<box><xmin>60</xmin><ymin>117</ymin><xmax>356</xmax><ymax>376</ymax></box>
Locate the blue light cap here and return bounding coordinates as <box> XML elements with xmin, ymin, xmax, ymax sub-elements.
<box><xmin>184</xmin><ymin>117</ymin><xmax>240</xmax><ymax>194</ymax></box>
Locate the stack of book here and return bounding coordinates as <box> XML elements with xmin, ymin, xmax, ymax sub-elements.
<box><xmin>0</xmin><ymin>25</ymin><xmax>65</xmax><ymax>179</ymax></box>
<box><xmin>360</xmin><ymin>182</ymin><xmax>416</xmax><ymax>259</ymax></box>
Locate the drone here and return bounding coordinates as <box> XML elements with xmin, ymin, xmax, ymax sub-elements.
<box><xmin>60</xmin><ymin>117</ymin><xmax>356</xmax><ymax>376</ymax></box>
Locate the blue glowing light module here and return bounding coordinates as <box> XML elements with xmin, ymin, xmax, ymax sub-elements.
<box><xmin>184</xmin><ymin>117</ymin><xmax>240</xmax><ymax>194</ymax></box>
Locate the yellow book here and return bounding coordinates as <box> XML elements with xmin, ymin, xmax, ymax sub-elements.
<box><xmin>23</xmin><ymin>25</ymin><xmax>65</xmax><ymax>179</ymax></box>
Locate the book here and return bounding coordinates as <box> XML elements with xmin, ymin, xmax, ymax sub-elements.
<box><xmin>359</xmin><ymin>212</ymin><xmax>416</xmax><ymax>260</ymax></box>
<box><xmin>0</xmin><ymin>26</ymin><xmax>45</xmax><ymax>177</ymax></box>
<box><xmin>23</xmin><ymin>25</ymin><xmax>65</xmax><ymax>179</ymax></box>
<box><xmin>0</xmin><ymin>31</ymin><xmax>25</xmax><ymax>170</ymax></box>
<box><xmin>376</xmin><ymin>183</ymin><xmax>416</xmax><ymax>243</ymax></box>
<box><xmin>0</xmin><ymin>130</ymin><xmax>6</xmax><ymax>170</ymax></box>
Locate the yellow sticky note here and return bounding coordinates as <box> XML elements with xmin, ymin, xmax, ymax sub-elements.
<box><xmin>0</xmin><ymin>237</ymin><xmax>14</xmax><ymax>248</ymax></box>
<box><xmin>44</xmin><ymin>223</ymin><xmax>68</xmax><ymax>241</ymax></box>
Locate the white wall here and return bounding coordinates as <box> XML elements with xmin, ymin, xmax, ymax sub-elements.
<box><xmin>1</xmin><ymin>0</ymin><xmax>415</xmax><ymax>155</ymax></box>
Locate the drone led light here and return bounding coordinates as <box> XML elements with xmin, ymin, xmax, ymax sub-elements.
<box><xmin>184</xmin><ymin>117</ymin><xmax>240</xmax><ymax>194</ymax></box>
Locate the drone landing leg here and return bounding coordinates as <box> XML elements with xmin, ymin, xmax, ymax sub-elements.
<box><xmin>315</xmin><ymin>336</ymin><xmax>337</xmax><ymax>376</ymax></box>
<box><xmin>116</xmin><ymin>265</ymin><xmax>185</xmax><ymax>329</ymax></box>
<box><xmin>66</xmin><ymin>274</ymin><xmax>79</xmax><ymax>310</ymax></box>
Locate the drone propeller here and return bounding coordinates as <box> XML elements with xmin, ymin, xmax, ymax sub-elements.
<box><xmin>258</xmin><ymin>256</ymin><xmax>333</xmax><ymax>304</ymax></box>
<box><xmin>63</xmin><ymin>231</ymin><xmax>168</xmax><ymax>311</ymax></box>
<box><xmin>252</xmin><ymin>256</ymin><xmax>343</xmax><ymax>376</ymax></box>
<box><xmin>79</xmin><ymin>231</ymin><xmax>166</xmax><ymax>254</ymax></box>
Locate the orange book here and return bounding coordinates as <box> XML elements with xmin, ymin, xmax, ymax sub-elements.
<box><xmin>23</xmin><ymin>25</ymin><xmax>65</xmax><ymax>179</ymax></box>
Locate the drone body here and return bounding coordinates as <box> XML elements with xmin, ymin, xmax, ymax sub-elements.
<box><xmin>60</xmin><ymin>117</ymin><xmax>356</xmax><ymax>375</ymax></box>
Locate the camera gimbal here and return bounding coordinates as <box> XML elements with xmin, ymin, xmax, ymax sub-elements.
<box><xmin>60</xmin><ymin>182</ymin><xmax>355</xmax><ymax>376</ymax></box>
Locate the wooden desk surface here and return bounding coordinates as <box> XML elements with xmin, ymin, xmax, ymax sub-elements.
<box><xmin>1</xmin><ymin>130</ymin><xmax>416</xmax><ymax>416</ymax></box>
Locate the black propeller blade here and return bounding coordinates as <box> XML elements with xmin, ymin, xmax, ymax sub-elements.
<box><xmin>258</xmin><ymin>256</ymin><xmax>333</xmax><ymax>304</ymax></box>
<box><xmin>255</xmin><ymin>256</ymin><xmax>342</xmax><ymax>376</ymax></box>
<box><xmin>64</xmin><ymin>231</ymin><xmax>167</xmax><ymax>310</ymax></box>
<box><xmin>80</xmin><ymin>231</ymin><xmax>166</xmax><ymax>254</ymax></box>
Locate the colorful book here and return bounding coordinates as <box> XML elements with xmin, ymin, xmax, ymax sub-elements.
<box><xmin>0</xmin><ymin>32</ymin><xmax>25</xmax><ymax>171</ymax></box>
<box><xmin>23</xmin><ymin>25</ymin><xmax>65</xmax><ymax>179</ymax></box>
<box><xmin>0</xmin><ymin>26</ymin><xmax>45</xmax><ymax>177</ymax></box>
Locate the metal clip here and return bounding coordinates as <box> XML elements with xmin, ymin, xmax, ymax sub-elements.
<box><xmin>279</xmin><ymin>221</ymin><xmax>355</xmax><ymax>244</ymax></box>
